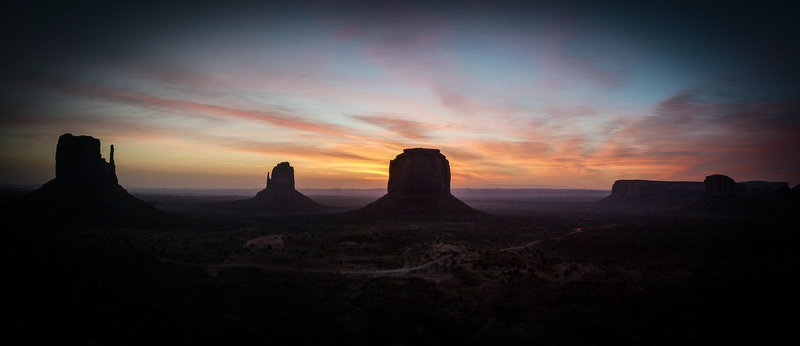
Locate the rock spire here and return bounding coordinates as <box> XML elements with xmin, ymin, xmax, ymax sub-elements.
<box><xmin>247</xmin><ymin>162</ymin><xmax>323</xmax><ymax>212</ymax></box>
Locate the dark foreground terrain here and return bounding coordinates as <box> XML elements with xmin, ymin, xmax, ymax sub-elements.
<box><xmin>2</xmin><ymin>190</ymin><xmax>797</xmax><ymax>345</ymax></box>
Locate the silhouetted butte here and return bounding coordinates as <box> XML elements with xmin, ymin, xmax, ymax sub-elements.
<box><xmin>236</xmin><ymin>162</ymin><xmax>323</xmax><ymax>212</ymax></box>
<box><xmin>18</xmin><ymin>133</ymin><xmax>160</xmax><ymax>224</ymax></box>
<box><xmin>360</xmin><ymin>148</ymin><xmax>476</xmax><ymax>219</ymax></box>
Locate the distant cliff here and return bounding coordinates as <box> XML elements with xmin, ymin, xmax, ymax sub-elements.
<box><xmin>600</xmin><ymin>180</ymin><xmax>705</xmax><ymax>207</ymax></box>
<box><xmin>601</xmin><ymin>174</ymin><xmax>793</xmax><ymax>211</ymax></box>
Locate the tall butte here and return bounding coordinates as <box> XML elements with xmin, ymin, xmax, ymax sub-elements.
<box><xmin>19</xmin><ymin>133</ymin><xmax>159</xmax><ymax>224</ymax></box>
<box><xmin>360</xmin><ymin>148</ymin><xmax>475</xmax><ymax>218</ymax></box>
<box><xmin>245</xmin><ymin>162</ymin><xmax>323</xmax><ymax>212</ymax></box>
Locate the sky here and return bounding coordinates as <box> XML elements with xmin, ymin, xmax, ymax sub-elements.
<box><xmin>1</xmin><ymin>0</ymin><xmax>798</xmax><ymax>189</ymax></box>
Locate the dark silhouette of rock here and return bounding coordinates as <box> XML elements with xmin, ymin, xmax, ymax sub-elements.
<box><xmin>388</xmin><ymin>148</ymin><xmax>451</xmax><ymax>196</ymax></box>
<box><xmin>238</xmin><ymin>162</ymin><xmax>323</xmax><ymax>212</ymax></box>
<box><xmin>55</xmin><ymin>134</ymin><xmax>118</xmax><ymax>185</ymax></box>
<box><xmin>266</xmin><ymin>162</ymin><xmax>295</xmax><ymax>190</ymax></box>
<box><xmin>704</xmin><ymin>174</ymin><xmax>736</xmax><ymax>200</ymax></box>
<box><xmin>737</xmin><ymin>181</ymin><xmax>790</xmax><ymax>203</ymax></box>
<box><xmin>360</xmin><ymin>148</ymin><xmax>476</xmax><ymax>219</ymax></box>
<box><xmin>696</xmin><ymin>175</ymin><xmax>792</xmax><ymax>212</ymax></box>
<box><xmin>790</xmin><ymin>184</ymin><xmax>800</xmax><ymax>209</ymax></box>
<box><xmin>694</xmin><ymin>174</ymin><xmax>739</xmax><ymax>211</ymax></box>
<box><xmin>17</xmin><ymin>133</ymin><xmax>162</xmax><ymax>225</ymax></box>
<box><xmin>602</xmin><ymin>174</ymin><xmax>794</xmax><ymax>213</ymax></box>
<box><xmin>599</xmin><ymin>180</ymin><xmax>705</xmax><ymax>208</ymax></box>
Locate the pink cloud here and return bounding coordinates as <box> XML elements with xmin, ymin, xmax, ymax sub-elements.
<box><xmin>98</xmin><ymin>90</ymin><xmax>359</xmax><ymax>138</ymax></box>
<box><xmin>353</xmin><ymin>113</ymin><xmax>453</xmax><ymax>140</ymax></box>
<box><xmin>218</xmin><ymin>138</ymin><xmax>381</xmax><ymax>162</ymax></box>
<box><xmin>598</xmin><ymin>89</ymin><xmax>800</xmax><ymax>183</ymax></box>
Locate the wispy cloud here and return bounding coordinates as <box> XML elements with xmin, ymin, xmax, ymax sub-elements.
<box><xmin>15</xmin><ymin>77</ymin><xmax>383</xmax><ymax>141</ymax></box>
<box><xmin>601</xmin><ymin>87</ymin><xmax>800</xmax><ymax>182</ymax></box>
<box><xmin>2</xmin><ymin>3</ymin><xmax>798</xmax><ymax>189</ymax></box>
<box><xmin>353</xmin><ymin>113</ymin><xmax>450</xmax><ymax>140</ymax></box>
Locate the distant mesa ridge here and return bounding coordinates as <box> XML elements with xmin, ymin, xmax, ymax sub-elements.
<box><xmin>360</xmin><ymin>148</ymin><xmax>476</xmax><ymax>218</ymax></box>
<box><xmin>601</xmin><ymin>173</ymin><xmax>793</xmax><ymax>210</ymax></box>
<box><xmin>602</xmin><ymin>179</ymin><xmax>705</xmax><ymax>207</ymax></box>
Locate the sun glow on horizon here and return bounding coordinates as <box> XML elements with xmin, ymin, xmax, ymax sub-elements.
<box><xmin>1</xmin><ymin>2</ymin><xmax>797</xmax><ymax>189</ymax></box>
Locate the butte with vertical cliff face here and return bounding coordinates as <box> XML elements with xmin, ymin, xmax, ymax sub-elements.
<box><xmin>19</xmin><ymin>133</ymin><xmax>159</xmax><ymax>223</ymax></box>
<box><xmin>360</xmin><ymin>148</ymin><xmax>476</xmax><ymax>218</ymax></box>
<box><xmin>245</xmin><ymin>162</ymin><xmax>323</xmax><ymax>212</ymax></box>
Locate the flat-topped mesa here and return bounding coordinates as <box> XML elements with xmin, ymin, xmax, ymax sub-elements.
<box><xmin>601</xmin><ymin>173</ymin><xmax>793</xmax><ymax>212</ymax></box>
<box><xmin>387</xmin><ymin>148</ymin><xmax>451</xmax><ymax>197</ymax></box>
<box><xmin>602</xmin><ymin>179</ymin><xmax>705</xmax><ymax>207</ymax></box>
<box><xmin>266</xmin><ymin>161</ymin><xmax>295</xmax><ymax>190</ymax></box>
<box><xmin>55</xmin><ymin>133</ymin><xmax>117</xmax><ymax>185</ymax></box>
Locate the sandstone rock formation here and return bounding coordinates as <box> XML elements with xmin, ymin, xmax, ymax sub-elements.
<box><xmin>245</xmin><ymin>162</ymin><xmax>323</xmax><ymax>212</ymax></box>
<box><xmin>19</xmin><ymin>133</ymin><xmax>160</xmax><ymax>224</ymax></box>
<box><xmin>602</xmin><ymin>173</ymin><xmax>794</xmax><ymax>212</ymax></box>
<box><xmin>55</xmin><ymin>134</ymin><xmax>118</xmax><ymax>185</ymax></box>
<box><xmin>704</xmin><ymin>174</ymin><xmax>736</xmax><ymax>200</ymax></box>
<box><xmin>266</xmin><ymin>162</ymin><xmax>295</xmax><ymax>190</ymax></box>
<box><xmin>599</xmin><ymin>180</ymin><xmax>705</xmax><ymax>208</ymax></box>
<box><xmin>360</xmin><ymin>148</ymin><xmax>476</xmax><ymax>219</ymax></box>
<box><xmin>692</xmin><ymin>174</ymin><xmax>740</xmax><ymax>211</ymax></box>
<box><xmin>387</xmin><ymin>148</ymin><xmax>451</xmax><ymax>196</ymax></box>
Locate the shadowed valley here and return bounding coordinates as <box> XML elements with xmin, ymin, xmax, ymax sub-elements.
<box><xmin>3</xmin><ymin>135</ymin><xmax>798</xmax><ymax>345</ymax></box>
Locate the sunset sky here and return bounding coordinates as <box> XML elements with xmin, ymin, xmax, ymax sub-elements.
<box><xmin>1</xmin><ymin>1</ymin><xmax>798</xmax><ymax>189</ymax></box>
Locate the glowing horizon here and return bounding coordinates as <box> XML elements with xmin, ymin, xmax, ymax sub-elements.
<box><xmin>1</xmin><ymin>2</ymin><xmax>798</xmax><ymax>190</ymax></box>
